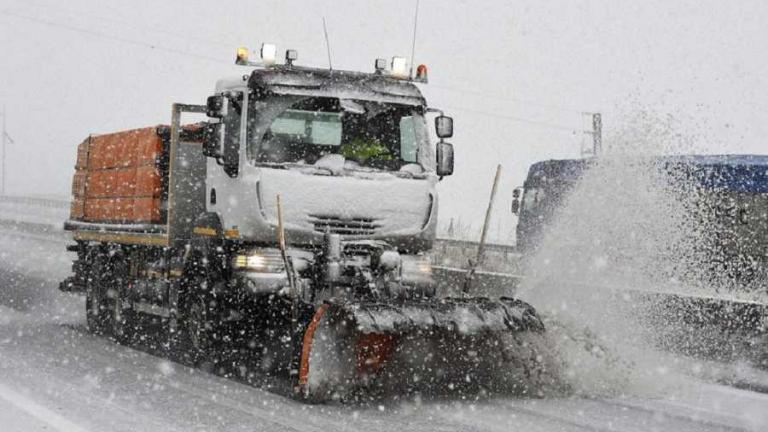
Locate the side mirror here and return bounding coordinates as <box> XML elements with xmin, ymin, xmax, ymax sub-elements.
<box><xmin>202</xmin><ymin>122</ymin><xmax>223</xmax><ymax>158</ymax></box>
<box><xmin>207</xmin><ymin>95</ymin><xmax>226</xmax><ymax>118</ymax></box>
<box><xmin>511</xmin><ymin>187</ymin><xmax>522</xmax><ymax>214</ymax></box>
<box><xmin>436</xmin><ymin>142</ymin><xmax>454</xmax><ymax>177</ymax></box>
<box><xmin>435</xmin><ymin>115</ymin><xmax>453</xmax><ymax>139</ymax></box>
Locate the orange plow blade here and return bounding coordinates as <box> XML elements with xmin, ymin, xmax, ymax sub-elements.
<box><xmin>297</xmin><ymin>297</ymin><xmax>555</xmax><ymax>401</ymax></box>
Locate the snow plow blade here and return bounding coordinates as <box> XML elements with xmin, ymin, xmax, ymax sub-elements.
<box><xmin>297</xmin><ymin>297</ymin><xmax>549</xmax><ymax>401</ymax></box>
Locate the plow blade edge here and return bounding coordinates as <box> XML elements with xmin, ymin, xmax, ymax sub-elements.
<box><xmin>297</xmin><ymin>297</ymin><xmax>549</xmax><ymax>400</ymax></box>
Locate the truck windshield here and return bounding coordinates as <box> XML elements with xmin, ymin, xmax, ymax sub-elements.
<box><xmin>247</xmin><ymin>96</ymin><xmax>432</xmax><ymax>172</ymax></box>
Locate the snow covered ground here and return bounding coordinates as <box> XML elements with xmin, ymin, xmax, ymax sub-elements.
<box><xmin>0</xmin><ymin>200</ymin><xmax>68</xmax><ymax>229</ymax></box>
<box><xmin>0</xmin><ymin>223</ymin><xmax>768</xmax><ymax>431</ymax></box>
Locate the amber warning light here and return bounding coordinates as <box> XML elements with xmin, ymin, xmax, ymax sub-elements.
<box><xmin>235</xmin><ymin>47</ymin><xmax>249</xmax><ymax>65</ymax></box>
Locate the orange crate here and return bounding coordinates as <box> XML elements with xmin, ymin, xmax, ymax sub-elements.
<box><xmin>114</xmin><ymin>168</ymin><xmax>138</xmax><ymax>196</ymax></box>
<box><xmin>136</xmin><ymin>127</ymin><xmax>163</xmax><ymax>166</ymax></box>
<box><xmin>71</xmin><ymin>170</ymin><xmax>87</xmax><ymax>197</ymax></box>
<box><xmin>83</xmin><ymin>197</ymin><xmax>162</xmax><ymax>223</ymax></box>
<box><xmin>88</xmin><ymin>130</ymin><xmax>142</xmax><ymax>170</ymax></box>
<box><xmin>84</xmin><ymin>166</ymin><xmax>160</xmax><ymax>199</ymax></box>
<box><xmin>86</xmin><ymin>169</ymin><xmax>136</xmax><ymax>198</ymax></box>
<box><xmin>133</xmin><ymin>197</ymin><xmax>161</xmax><ymax>222</ymax></box>
<box><xmin>87</xmin><ymin>134</ymin><xmax>114</xmax><ymax>170</ymax></box>
<box><xmin>70</xmin><ymin>125</ymin><xmax>170</xmax><ymax>223</ymax></box>
<box><xmin>135</xmin><ymin>165</ymin><xmax>161</xmax><ymax>197</ymax></box>
<box><xmin>75</xmin><ymin>138</ymin><xmax>90</xmax><ymax>169</ymax></box>
<box><xmin>83</xmin><ymin>197</ymin><xmax>110</xmax><ymax>221</ymax></box>
<box><xmin>70</xmin><ymin>197</ymin><xmax>85</xmax><ymax>219</ymax></box>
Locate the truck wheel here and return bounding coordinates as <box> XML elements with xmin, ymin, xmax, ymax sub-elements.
<box><xmin>85</xmin><ymin>252</ymin><xmax>111</xmax><ymax>335</ymax></box>
<box><xmin>107</xmin><ymin>259</ymin><xmax>133</xmax><ymax>344</ymax></box>
<box><xmin>181</xmin><ymin>294</ymin><xmax>217</xmax><ymax>367</ymax></box>
<box><xmin>109</xmin><ymin>293</ymin><xmax>132</xmax><ymax>344</ymax></box>
<box><xmin>85</xmin><ymin>289</ymin><xmax>109</xmax><ymax>335</ymax></box>
<box><xmin>177</xmin><ymin>252</ymin><xmax>223</xmax><ymax>368</ymax></box>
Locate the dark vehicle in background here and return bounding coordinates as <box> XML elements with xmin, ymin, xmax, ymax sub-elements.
<box><xmin>512</xmin><ymin>155</ymin><xmax>768</xmax><ymax>286</ymax></box>
<box><xmin>511</xmin><ymin>158</ymin><xmax>590</xmax><ymax>256</ymax></box>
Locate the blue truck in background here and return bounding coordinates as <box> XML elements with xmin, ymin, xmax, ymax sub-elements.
<box><xmin>510</xmin><ymin>155</ymin><xmax>768</xmax><ymax>365</ymax></box>
<box><xmin>512</xmin><ymin>155</ymin><xmax>768</xmax><ymax>286</ymax></box>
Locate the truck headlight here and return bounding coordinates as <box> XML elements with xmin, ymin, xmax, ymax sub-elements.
<box><xmin>401</xmin><ymin>255</ymin><xmax>433</xmax><ymax>276</ymax></box>
<box><xmin>233</xmin><ymin>248</ymin><xmax>285</xmax><ymax>273</ymax></box>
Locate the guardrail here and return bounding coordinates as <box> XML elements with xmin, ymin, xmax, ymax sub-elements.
<box><xmin>0</xmin><ymin>194</ymin><xmax>515</xmax><ymax>256</ymax></box>
<box><xmin>0</xmin><ymin>195</ymin><xmax>70</xmax><ymax>209</ymax></box>
<box><xmin>0</xmin><ymin>195</ymin><xmax>518</xmax><ymax>263</ymax></box>
<box><xmin>432</xmin><ymin>238</ymin><xmax>521</xmax><ymax>274</ymax></box>
<box><xmin>434</xmin><ymin>237</ymin><xmax>517</xmax><ymax>254</ymax></box>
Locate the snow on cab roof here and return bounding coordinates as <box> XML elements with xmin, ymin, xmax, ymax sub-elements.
<box><xmin>248</xmin><ymin>67</ymin><xmax>426</xmax><ymax>107</ymax></box>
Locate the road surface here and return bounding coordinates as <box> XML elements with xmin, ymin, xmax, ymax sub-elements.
<box><xmin>1</xmin><ymin>228</ymin><xmax>768</xmax><ymax>431</ymax></box>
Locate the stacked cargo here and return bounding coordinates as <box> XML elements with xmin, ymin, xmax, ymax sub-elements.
<box><xmin>70</xmin><ymin>127</ymin><xmax>167</xmax><ymax>224</ymax></box>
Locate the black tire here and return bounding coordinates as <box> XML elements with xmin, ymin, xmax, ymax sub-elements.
<box><xmin>107</xmin><ymin>258</ymin><xmax>133</xmax><ymax>344</ymax></box>
<box><xmin>183</xmin><ymin>293</ymin><xmax>217</xmax><ymax>365</ymax></box>
<box><xmin>176</xmin><ymin>258</ymin><xmax>221</xmax><ymax>368</ymax></box>
<box><xmin>85</xmin><ymin>252</ymin><xmax>111</xmax><ymax>335</ymax></box>
<box><xmin>85</xmin><ymin>288</ymin><xmax>110</xmax><ymax>335</ymax></box>
<box><xmin>109</xmin><ymin>292</ymin><xmax>134</xmax><ymax>344</ymax></box>
<box><xmin>85</xmin><ymin>250</ymin><xmax>135</xmax><ymax>343</ymax></box>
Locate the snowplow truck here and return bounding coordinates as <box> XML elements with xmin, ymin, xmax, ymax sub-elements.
<box><xmin>61</xmin><ymin>47</ymin><xmax>545</xmax><ymax>400</ymax></box>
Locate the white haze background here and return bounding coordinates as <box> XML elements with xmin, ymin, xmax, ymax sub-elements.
<box><xmin>1</xmin><ymin>0</ymin><xmax>767</xmax><ymax>242</ymax></box>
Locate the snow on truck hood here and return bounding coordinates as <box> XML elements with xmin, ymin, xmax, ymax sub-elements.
<box><xmin>256</xmin><ymin>167</ymin><xmax>436</xmax><ymax>238</ymax></box>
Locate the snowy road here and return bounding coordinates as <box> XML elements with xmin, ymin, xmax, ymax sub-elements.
<box><xmin>1</xmin><ymin>228</ymin><xmax>768</xmax><ymax>431</ymax></box>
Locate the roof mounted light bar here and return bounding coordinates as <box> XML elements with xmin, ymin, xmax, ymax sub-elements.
<box><xmin>235</xmin><ymin>43</ymin><xmax>296</xmax><ymax>68</ymax></box>
<box><xmin>235</xmin><ymin>43</ymin><xmax>428</xmax><ymax>83</ymax></box>
<box><xmin>373</xmin><ymin>57</ymin><xmax>428</xmax><ymax>83</ymax></box>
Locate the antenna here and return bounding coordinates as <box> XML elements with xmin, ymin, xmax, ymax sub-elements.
<box><xmin>409</xmin><ymin>0</ymin><xmax>420</xmax><ymax>78</ymax></box>
<box><xmin>322</xmin><ymin>17</ymin><xmax>333</xmax><ymax>70</ymax></box>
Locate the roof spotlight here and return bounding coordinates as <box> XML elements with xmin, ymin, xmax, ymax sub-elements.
<box><xmin>390</xmin><ymin>56</ymin><xmax>408</xmax><ymax>78</ymax></box>
<box><xmin>260</xmin><ymin>43</ymin><xmax>277</xmax><ymax>66</ymax></box>
<box><xmin>235</xmin><ymin>46</ymin><xmax>249</xmax><ymax>65</ymax></box>
<box><xmin>285</xmin><ymin>49</ymin><xmax>298</xmax><ymax>66</ymax></box>
<box><xmin>374</xmin><ymin>58</ymin><xmax>387</xmax><ymax>74</ymax></box>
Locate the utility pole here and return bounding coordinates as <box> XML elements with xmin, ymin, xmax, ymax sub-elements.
<box><xmin>592</xmin><ymin>112</ymin><xmax>602</xmax><ymax>156</ymax></box>
<box><xmin>1</xmin><ymin>105</ymin><xmax>6</xmax><ymax>196</ymax></box>
<box><xmin>581</xmin><ymin>112</ymin><xmax>603</xmax><ymax>158</ymax></box>
<box><xmin>0</xmin><ymin>105</ymin><xmax>14</xmax><ymax>197</ymax></box>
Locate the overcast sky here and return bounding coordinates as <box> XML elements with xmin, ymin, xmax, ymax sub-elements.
<box><xmin>1</xmin><ymin>0</ymin><xmax>767</xmax><ymax>242</ymax></box>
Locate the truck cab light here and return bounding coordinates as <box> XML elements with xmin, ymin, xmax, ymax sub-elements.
<box><xmin>260</xmin><ymin>43</ymin><xmax>277</xmax><ymax>66</ymax></box>
<box><xmin>233</xmin><ymin>249</ymin><xmax>285</xmax><ymax>273</ymax></box>
<box><xmin>285</xmin><ymin>49</ymin><xmax>298</xmax><ymax>66</ymax></box>
<box><xmin>235</xmin><ymin>46</ymin><xmax>249</xmax><ymax>65</ymax></box>
<box><xmin>390</xmin><ymin>56</ymin><xmax>408</xmax><ymax>78</ymax></box>
<box><xmin>374</xmin><ymin>58</ymin><xmax>387</xmax><ymax>74</ymax></box>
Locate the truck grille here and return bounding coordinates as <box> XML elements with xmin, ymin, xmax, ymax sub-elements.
<box><xmin>308</xmin><ymin>214</ymin><xmax>381</xmax><ymax>236</ymax></box>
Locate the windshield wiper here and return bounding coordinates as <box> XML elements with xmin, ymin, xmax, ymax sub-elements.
<box><xmin>256</xmin><ymin>161</ymin><xmax>337</xmax><ymax>176</ymax></box>
<box><xmin>254</xmin><ymin>160</ymin><xmax>423</xmax><ymax>178</ymax></box>
<box><xmin>253</xmin><ymin>161</ymin><xmax>289</xmax><ymax>169</ymax></box>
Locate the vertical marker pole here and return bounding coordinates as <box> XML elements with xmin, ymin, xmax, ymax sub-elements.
<box><xmin>592</xmin><ymin>113</ymin><xmax>602</xmax><ymax>156</ymax></box>
<box><xmin>464</xmin><ymin>164</ymin><xmax>502</xmax><ymax>294</ymax></box>
<box><xmin>277</xmin><ymin>194</ymin><xmax>300</xmax><ymax>377</ymax></box>
<box><xmin>1</xmin><ymin>105</ymin><xmax>5</xmax><ymax>196</ymax></box>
